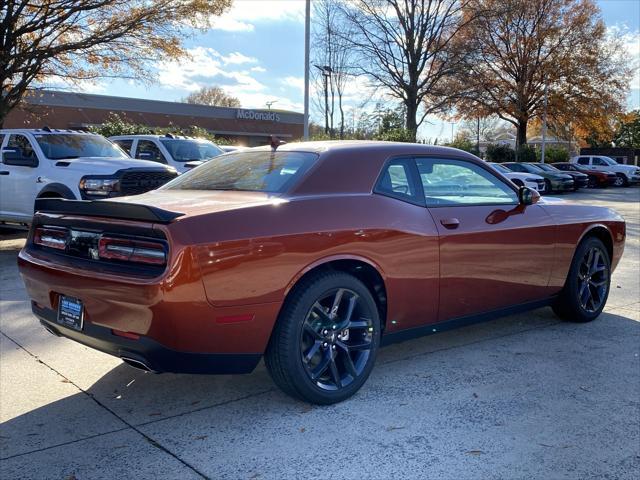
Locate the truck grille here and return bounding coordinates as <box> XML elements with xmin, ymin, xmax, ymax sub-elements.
<box><xmin>120</xmin><ymin>171</ymin><xmax>177</xmax><ymax>196</ymax></box>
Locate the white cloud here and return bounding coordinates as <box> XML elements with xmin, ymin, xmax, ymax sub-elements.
<box><xmin>156</xmin><ymin>47</ymin><xmax>265</xmax><ymax>93</ymax></box>
<box><xmin>211</xmin><ymin>0</ymin><xmax>305</xmax><ymax>32</ymax></box>
<box><xmin>251</xmin><ymin>66</ymin><xmax>267</xmax><ymax>73</ymax></box>
<box><xmin>221</xmin><ymin>52</ymin><xmax>258</xmax><ymax>65</ymax></box>
<box><xmin>280</xmin><ymin>76</ymin><xmax>304</xmax><ymax>92</ymax></box>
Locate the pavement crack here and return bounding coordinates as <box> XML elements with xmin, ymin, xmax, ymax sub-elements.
<box><xmin>0</xmin><ymin>330</ymin><xmax>210</xmax><ymax>479</ymax></box>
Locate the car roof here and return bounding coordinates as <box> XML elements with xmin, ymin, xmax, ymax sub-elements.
<box><xmin>268</xmin><ymin>141</ymin><xmax>483</xmax><ymax>196</ymax></box>
<box><xmin>109</xmin><ymin>134</ymin><xmax>208</xmax><ymax>140</ymax></box>
<box><xmin>0</xmin><ymin>128</ymin><xmax>95</xmax><ymax>135</ymax></box>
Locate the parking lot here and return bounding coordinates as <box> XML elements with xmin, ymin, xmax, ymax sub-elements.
<box><xmin>1</xmin><ymin>188</ymin><xmax>638</xmax><ymax>480</ymax></box>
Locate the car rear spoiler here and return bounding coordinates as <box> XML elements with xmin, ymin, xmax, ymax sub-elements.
<box><xmin>34</xmin><ymin>198</ymin><xmax>185</xmax><ymax>224</ymax></box>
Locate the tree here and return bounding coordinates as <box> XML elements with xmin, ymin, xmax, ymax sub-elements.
<box><xmin>182</xmin><ymin>86</ymin><xmax>241</xmax><ymax>108</ymax></box>
<box><xmin>614</xmin><ymin>110</ymin><xmax>640</xmax><ymax>148</ymax></box>
<box><xmin>0</xmin><ymin>0</ymin><xmax>232</xmax><ymax>126</ymax></box>
<box><xmin>311</xmin><ymin>0</ymin><xmax>355</xmax><ymax>139</ymax></box>
<box><xmin>456</xmin><ymin>0</ymin><xmax>630</xmax><ymax>148</ymax></box>
<box><xmin>339</xmin><ymin>0</ymin><xmax>477</xmax><ymax>142</ymax></box>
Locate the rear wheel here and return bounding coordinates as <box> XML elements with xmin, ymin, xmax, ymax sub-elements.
<box><xmin>587</xmin><ymin>176</ymin><xmax>597</xmax><ymax>188</ymax></box>
<box><xmin>265</xmin><ymin>271</ymin><xmax>380</xmax><ymax>404</ymax></box>
<box><xmin>544</xmin><ymin>179</ymin><xmax>552</xmax><ymax>193</ymax></box>
<box><xmin>552</xmin><ymin>237</ymin><xmax>611</xmax><ymax>323</ymax></box>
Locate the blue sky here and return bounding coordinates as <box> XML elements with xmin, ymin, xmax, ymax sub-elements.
<box><xmin>77</xmin><ymin>0</ymin><xmax>639</xmax><ymax>141</ymax></box>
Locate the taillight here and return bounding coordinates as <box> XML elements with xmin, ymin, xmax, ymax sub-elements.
<box><xmin>33</xmin><ymin>227</ymin><xmax>68</xmax><ymax>250</ymax></box>
<box><xmin>98</xmin><ymin>236</ymin><xmax>166</xmax><ymax>265</ymax></box>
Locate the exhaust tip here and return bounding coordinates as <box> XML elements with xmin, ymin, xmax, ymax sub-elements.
<box><xmin>121</xmin><ymin>356</ymin><xmax>158</xmax><ymax>374</ymax></box>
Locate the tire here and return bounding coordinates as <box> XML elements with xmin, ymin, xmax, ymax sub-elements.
<box><xmin>544</xmin><ymin>179</ymin><xmax>553</xmax><ymax>193</ymax></box>
<box><xmin>613</xmin><ymin>174</ymin><xmax>627</xmax><ymax>187</ymax></box>
<box><xmin>552</xmin><ymin>237</ymin><xmax>611</xmax><ymax>323</ymax></box>
<box><xmin>587</xmin><ymin>177</ymin><xmax>597</xmax><ymax>188</ymax></box>
<box><xmin>265</xmin><ymin>271</ymin><xmax>381</xmax><ymax>404</ymax></box>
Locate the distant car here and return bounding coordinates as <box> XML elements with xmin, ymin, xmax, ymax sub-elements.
<box><xmin>552</xmin><ymin>162</ymin><xmax>617</xmax><ymax>188</ymax></box>
<box><xmin>489</xmin><ymin>162</ymin><xmax>545</xmax><ymax>192</ymax></box>
<box><xmin>221</xmin><ymin>145</ymin><xmax>245</xmax><ymax>153</ymax></box>
<box><xmin>18</xmin><ymin>142</ymin><xmax>625</xmax><ymax>404</ymax></box>
<box><xmin>503</xmin><ymin>162</ymin><xmax>574</xmax><ymax>193</ymax></box>
<box><xmin>532</xmin><ymin>162</ymin><xmax>588</xmax><ymax>190</ymax></box>
<box><xmin>110</xmin><ymin>134</ymin><xmax>224</xmax><ymax>174</ymax></box>
<box><xmin>0</xmin><ymin>128</ymin><xmax>177</xmax><ymax>225</ymax></box>
<box><xmin>570</xmin><ymin>155</ymin><xmax>640</xmax><ymax>187</ymax></box>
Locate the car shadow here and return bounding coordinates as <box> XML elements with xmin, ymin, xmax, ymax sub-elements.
<box><xmin>2</xmin><ymin>308</ymin><xmax>638</xmax><ymax>468</ymax></box>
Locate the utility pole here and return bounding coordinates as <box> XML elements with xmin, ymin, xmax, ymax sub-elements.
<box><xmin>303</xmin><ymin>0</ymin><xmax>310</xmax><ymax>141</ymax></box>
<box><xmin>541</xmin><ymin>83</ymin><xmax>548</xmax><ymax>163</ymax></box>
<box><xmin>476</xmin><ymin>116</ymin><xmax>480</xmax><ymax>157</ymax></box>
<box><xmin>315</xmin><ymin>65</ymin><xmax>332</xmax><ymax>135</ymax></box>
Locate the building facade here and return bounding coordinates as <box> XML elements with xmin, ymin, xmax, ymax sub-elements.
<box><xmin>5</xmin><ymin>90</ymin><xmax>303</xmax><ymax>146</ymax></box>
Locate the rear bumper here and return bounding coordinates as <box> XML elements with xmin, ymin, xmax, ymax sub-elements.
<box><xmin>33</xmin><ymin>303</ymin><xmax>261</xmax><ymax>374</ymax></box>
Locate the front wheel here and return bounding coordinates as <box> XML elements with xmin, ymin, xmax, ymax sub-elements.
<box><xmin>552</xmin><ymin>237</ymin><xmax>611</xmax><ymax>322</ymax></box>
<box><xmin>613</xmin><ymin>174</ymin><xmax>627</xmax><ymax>187</ymax></box>
<box><xmin>265</xmin><ymin>271</ymin><xmax>380</xmax><ymax>404</ymax></box>
<box><xmin>544</xmin><ymin>179</ymin><xmax>553</xmax><ymax>193</ymax></box>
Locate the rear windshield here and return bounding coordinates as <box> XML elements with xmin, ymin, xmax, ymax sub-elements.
<box><xmin>34</xmin><ymin>134</ymin><xmax>128</xmax><ymax>160</ymax></box>
<box><xmin>159</xmin><ymin>139</ymin><xmax>224</xmax><ymax>162</ymax></box>
<box><xmin>162</xmin><ymin>150</ymin><xmax>318</xmax><ymax>193</ymax></box>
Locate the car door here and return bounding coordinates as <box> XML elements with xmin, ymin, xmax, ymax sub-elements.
<box><xmin>135</xmin><ymin>140</ymin><xmax>168</xmax><ymax>164</ymax></box>
<box><xmin>0</xmin><ymin>134</ymin><xmax>40</xmax><ymax>221</ymax></box>
<box><xmin>591</xmin><ymin>157</ymin><xmax>610</xmax><ymax>172</ymax></box>
<box><xmin>415</xmin><ymin>157</ymin><xmax>557</xmax><ymax>321</ymax></box>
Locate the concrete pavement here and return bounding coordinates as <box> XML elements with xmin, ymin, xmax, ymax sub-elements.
<box><xmin>1</xmin><ymin>188</ymin><xmax>638</xmax><ymax>479</ymax></box>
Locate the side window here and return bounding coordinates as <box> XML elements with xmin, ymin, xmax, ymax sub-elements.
<box><xmin>593</xmin><ymin>157</ymin><xmax>607</xmax><ymax>166</ymax></box>
<box><xmin>7</xmin><ymin>134</ymin><xmax>37</xmax><ymax>159</ymax></box>
<box><xmin>416</xmin><ymin>158</ymin><xmax>518</xmax><ymax>207</ymax></box>
<box><xmin>506</xmin><ymin>163</ymin><xmax>526</xmax><ymax>173</ymax></box>
<box><xmin>577</xmin><ymin>157</ymin><xmax>590</xmax><ymax>165</ymax></box>
<box><xmin>113</xmin><ymin>139</ymin><xmax>133</xmax><ymax>155</ymax></box>
<box><xmin>136</xmin><ymin>140</ymin><xmax>166</xmax><ymax>163</ymax></box>
<box><xmin>375</xmin><ymin>158</ymin><xmax>419</xmax><ymax>204</ymax></box>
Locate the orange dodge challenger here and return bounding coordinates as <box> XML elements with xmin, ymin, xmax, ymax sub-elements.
<box><xmin>18</xmin><ymin>142</ymin><xmax>625</xmax><ymax>404</ymax></box>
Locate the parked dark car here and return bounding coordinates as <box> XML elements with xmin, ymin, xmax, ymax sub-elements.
<box><xmin>503</xmin><ymin>162</ymin><xmax>574</xmax><ymax>193</ymax></box>
<box><xmin>532</xmin><ymin>162</ymin><xmax>588</xmax><ymax>190</ymax></box>
<box><xmin>552</xmin><ymin>162</ymin><xmax>617</xmax><ymax>188</ymax></box>
<box><xmin>18</xmin><ymin>142</ymin><xmax>625</xmax><ymax>404</ymax></box>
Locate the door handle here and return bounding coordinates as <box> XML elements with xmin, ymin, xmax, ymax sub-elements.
<box><xmin>440</xmin><ymin>217</ymin><xmax>460</xmax><ymax>229</ymax></box>
<box><xmin>0</xmin><ymin>171</ymin><xmax>9</xmax><ymax>175</ymax></box>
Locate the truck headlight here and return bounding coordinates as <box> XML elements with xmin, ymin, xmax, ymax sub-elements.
<box><xmin>79</xmin><ymin>177</ymin><xmax>120</xmax><ymax>196</ymax></box>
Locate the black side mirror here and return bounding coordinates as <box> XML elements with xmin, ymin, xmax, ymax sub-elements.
<box><xmin>1</xmin><ymin>148</ymin><xmax>39</xmax><ymax>168</ymax></box>
<box><xmin>518</xmin><ymin>186</ymin><xmax>540</xmax><ymax>205</ymax></box>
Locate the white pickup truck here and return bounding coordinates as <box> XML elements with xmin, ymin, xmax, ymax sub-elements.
<box><xmin>0</xmin><ymin>128</ymin><xmax>178</xmax><ymax>225</ymax></box>
<box><xmin>109</xmin><ymin>134</ymin><xmax>224</xmax><ymax>174</ymax></box>
<box><xmin>571</xmin><ymin>155</ymin><xmax>640</xmax><ymax>187</ymax></box>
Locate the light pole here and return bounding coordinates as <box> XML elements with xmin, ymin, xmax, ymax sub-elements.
<box><xmin>315</xmin><ymin>64</ymin><xmax>332</xmax><ymax>136</ymax></box>
<box><xmin>266</xmin><ymin>100</ymin><xmax>277</xmax><ymax>110</ymax></box>
<box><xmin>303</xmin><ymin>0</ymin><xmax>310</xmax><ymax>140</ymax></box>
<box><xmin>541</xmin><ymin>83</ymin><xmax>548</xmax><ymax>163</ymax></box>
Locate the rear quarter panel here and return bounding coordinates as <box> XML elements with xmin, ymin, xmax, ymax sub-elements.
<box><xmin>172</xmin><ymin>194</ymin><xmax>441</xmax><ymax>332</ymax></box>
<box><xmin>538</xmin><ymin>200</ymin><xmax>625</xmax><ymax>287</ymax></box>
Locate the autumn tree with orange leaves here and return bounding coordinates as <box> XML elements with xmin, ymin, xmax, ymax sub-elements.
<box><xmin>0</xmin><ymin>0</ymin><xmax>232</xmax><ymax>126</ymax></box>
<box><xmin>454</xmin><ymin>0</ymin><xmax>631</xmax><ymax>149</ymax></box>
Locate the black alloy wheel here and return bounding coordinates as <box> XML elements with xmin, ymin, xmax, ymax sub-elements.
<box><xmin>553</xmin><ymin>237</ymin><xmax>611</xmax><ymax>322</ymax></box>
<box><xmin>265</xmin><ymin>271</ymin><xmax>380</xmax><ymax>404</ymax></box>
<box><xmin>576</xmin><ymin>246</ymin><xmax>609</xmax><ymax>313</ymax></box>
<box><xmin>300</xmin><ymin>287</ymin><xmax>375</xmax><ymax>391</ymax></box>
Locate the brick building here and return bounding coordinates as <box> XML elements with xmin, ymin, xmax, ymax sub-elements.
<box><xmin>4</xmin><ymin>90</ymin><xmax>304</xmax><ymax>147</ymax></box>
